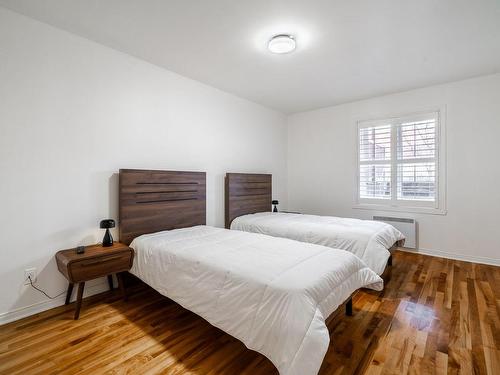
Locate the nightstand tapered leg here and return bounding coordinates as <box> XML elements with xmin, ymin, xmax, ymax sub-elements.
<box><xmin>116</xmin><ymin>273</ymin><xmax>127</xmax><ymax>301</ymax></box>
<box><xmin>345</xmin><ymin>298</ymin><xmax>353</xmax><ymax>316</ymax></box>
<box><xmin>74</xmin><ymin>282</ymin><xmax>85</xmax><ymax>320</ymax></box>
<box><xmin>65</xmin><ymin>283</ymin><xmax>74</xmax><ymax>305</ymax></box>
<box><xmin>107</xmin><ymin>274</ymin><xmax>114</xmax><ymax>290</ymax></box>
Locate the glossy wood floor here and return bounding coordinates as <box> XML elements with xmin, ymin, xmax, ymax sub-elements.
<box><xmin>1</xmin><ymin>250</ymin><xmax>499</xmax><ymax>375</ymax></box>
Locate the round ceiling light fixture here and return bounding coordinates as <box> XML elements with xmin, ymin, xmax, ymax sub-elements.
<box><xmin>268</xmin><ymin>34</ymin><xmax>296</xmax><ymax>54</ymax></box>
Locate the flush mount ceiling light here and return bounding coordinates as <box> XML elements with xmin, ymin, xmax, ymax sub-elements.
<box><xmin>268</xmin><ymin>34</ymin><xmax>296</xmax><ymax>54</ymax></box>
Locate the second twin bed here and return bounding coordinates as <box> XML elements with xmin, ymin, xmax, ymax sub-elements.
<box><xmin>225</xmin><ymin>172</ymin><xmax>405</xmax><ymax>276</ymax></box>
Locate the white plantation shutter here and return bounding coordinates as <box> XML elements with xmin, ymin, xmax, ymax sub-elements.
<box><xmin>396</xmin><ymin>117</ymin><xmax>437</xmax><ymax>201</ymax></box>
<box><xmin>397</xmin><ymin>162</ymin><xmax>436</xmax><ymax>200</ymax></box>
<box><xmin>359</xmin><ymin>125</ymin><xmax>392</xmax><ymax>199</ymax></box>
<box><xmin>359</xmin><ymin>164</ymin><xmax>391</xmax><ymax>199</ymax></box>
<box><xmin>359</xmin><ymin>125</ymin><xmax>391</xmax><ymax>162</ymax></box>
<box><xmin>357</xmin><ymin>111</ymin><xmax>443</xmax><ymax>212</ymax></box>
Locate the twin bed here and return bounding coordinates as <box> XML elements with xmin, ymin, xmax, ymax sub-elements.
<box><xmin>119</xmin><ymin>169</ymin><xmax>404</xmax><ymax>375</ymax></box>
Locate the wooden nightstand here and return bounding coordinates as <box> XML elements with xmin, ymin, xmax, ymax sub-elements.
<box><xmin>55</xmin><ymin>242</ymin><xmax>134</xmax><ymax>319</ymax></box>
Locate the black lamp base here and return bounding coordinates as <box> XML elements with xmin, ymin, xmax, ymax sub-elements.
<box><xmin>102</xmin><ymin>228</ymin><xmax>113</xmax><ymax>247</ymax></box>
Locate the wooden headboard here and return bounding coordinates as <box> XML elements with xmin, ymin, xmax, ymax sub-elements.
<box><xmin>119</xmin><ymin>169</ymin><xmax>206</xmax><ymax>245</ymax></box>
<box><xmin>225</xmin><ymin>173</ymin><xmax>272</xmax><ymax>229</ymax></box>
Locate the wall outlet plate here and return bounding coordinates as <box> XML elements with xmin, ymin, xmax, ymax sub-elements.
<box><xmin>24</xmin><ymin>268</ymin><xmax>37</xmax><ymax>285</ymax></box>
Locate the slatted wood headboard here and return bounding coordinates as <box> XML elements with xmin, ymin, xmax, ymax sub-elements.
<box><xmin>119</xmin><ymin>169</ymin><xmax>206</xmax><ymax>245</ymax></box>
<box><xmin>225</xmin><ymin>173</ymin><xmax>272</xmax><ymax>229</ymax></box>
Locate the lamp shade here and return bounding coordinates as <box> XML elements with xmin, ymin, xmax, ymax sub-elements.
<box><xmin>271</xmin><ymin>200</ymin><xmax>279</xmax><ymax>205</ymax></box>
<box><xmin>100</xmin><ymin>219</ymin><xmax>115</xmax><ymax>229</ymax></box>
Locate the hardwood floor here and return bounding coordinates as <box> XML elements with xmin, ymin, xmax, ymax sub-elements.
<box><xmin>0</xmin><ymin>250</ymin><xmax>499</xmax><ymax>375</ymax></box>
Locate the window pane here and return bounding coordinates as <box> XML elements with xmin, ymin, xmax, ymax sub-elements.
<box><xmin>360</xmin><ymin>164</ymin><xmax>391</xmax><ymax>199</ymax></box>
<box><xmin>397</xmin><ymin>119</ymin><xmax>435</xmax><ymax>160</ymax></box>
<box><xmin>359</xmin><ymin>125</ymin><xmax>391</xmax><ymax>161</ymax></box>
<box><xmin>397</xmin><ymin>162</ymin><xmax>436</xmax><ymax>201</ymax></box>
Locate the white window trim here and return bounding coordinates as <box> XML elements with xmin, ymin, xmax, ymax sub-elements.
<box><xmin>353</xmin><ymin>108</ymin><xmax>447</xmax><ymax>215</ymax></box>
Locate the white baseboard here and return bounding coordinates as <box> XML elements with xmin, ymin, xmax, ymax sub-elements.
<box><xmin>0</xmin><ymin>281</ymin><xmax>109</xmax><ymax>326</ymax></box>
<box><xmin>399</xmin><ymin>247</ymin><xmax>500</xmax><ymax>267</ymax></box>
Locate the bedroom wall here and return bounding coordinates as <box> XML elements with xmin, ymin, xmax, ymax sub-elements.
<box><xmin>287</xmin><ymin>73</ymin><xmax>500</xmax><ymax>266</ymax></box>
<box><xmin>0</xmin><ymin>8</ymin><xmax>287</xmax><ymax>323</ymax></box>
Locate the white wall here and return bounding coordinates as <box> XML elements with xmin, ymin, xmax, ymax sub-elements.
<box><xmin>288</xmin><ymin>74</ymin><xmax>500</xmax><ymax>266</ymax></box>
<box><xmin>0</xmin><ymin>8</ymin><xmax>287</xmax><ymax>322</ymax></box>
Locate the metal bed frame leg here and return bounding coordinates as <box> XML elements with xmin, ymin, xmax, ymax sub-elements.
<box><xmin>345</xmin><ymin>298</ymin><xmax>353</xmax><ymax>316</ymax></box>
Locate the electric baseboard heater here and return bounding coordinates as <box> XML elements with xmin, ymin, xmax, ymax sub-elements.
<box><xmin>373</xmin><ymin>216</ymin><xmax>416</xmax><ymax>249</ymax></box>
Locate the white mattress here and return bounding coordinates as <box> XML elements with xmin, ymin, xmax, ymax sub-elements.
<box><xmin>231</xmin><ymin>212</ymin><xmax>405</xmax><ymax>275</ymax></box>
<box><xmin>130</xmin><ymin>225</ymin><xmax>383</xmax><ymax>375</ymax></box>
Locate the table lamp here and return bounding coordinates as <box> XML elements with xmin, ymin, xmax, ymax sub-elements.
<box><xmin>100</xmin><ymin>219</ymin><xmax>115</xmax><ymax>247</ymax></box>
<box><xmin>272</xmin><ymin>200</ymin><xmax>279</xmax><ymax>212</ymax></box>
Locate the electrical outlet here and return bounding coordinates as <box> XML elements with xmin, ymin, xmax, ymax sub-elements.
<box><xmin>24</xmin><ymin>268</ymin><xmax>37</xmax><ymax>285</ymax></box>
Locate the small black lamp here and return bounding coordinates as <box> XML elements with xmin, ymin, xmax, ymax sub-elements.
<box><xmin>100</xmin><ymin>219</ymin><xmax>115</xmax><ymax>247</ymax></box>
<box><xmin>272</xmin><ymin>200</ymin><xmax>279</xmax><ymax>212</ymax></box>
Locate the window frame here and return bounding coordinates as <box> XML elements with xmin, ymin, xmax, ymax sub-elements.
<box><xmin>354</xmin><ymin>109</ymin><xmax>447</xmax><ymax>215</ymax></box>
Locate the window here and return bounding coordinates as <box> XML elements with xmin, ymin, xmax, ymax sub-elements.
<box><xmin>356</xmin><ymin>111</ymin><xmax>445</xmax><ymax>214</ymax></box>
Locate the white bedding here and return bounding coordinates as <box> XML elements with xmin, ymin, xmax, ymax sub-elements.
<box><xmin>231</xmin><ymin>212</ymin><xmax>405</xmax><ymax>275</ymax></box>
<box><xmin>130</xmin><ymin>225</ymin><xmax>383</xmax><ymax>375</ymax></box>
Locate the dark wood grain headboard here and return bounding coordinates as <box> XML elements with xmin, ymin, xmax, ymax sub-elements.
<box><xmin>225</xmin><ymin>173</ymin><xmax>272</xmax><ymax>229</ymax></box>
<box><xmin>119</xmin><ymin>169</ymin><xmax>206</xmax><ymax>245</ymax></box>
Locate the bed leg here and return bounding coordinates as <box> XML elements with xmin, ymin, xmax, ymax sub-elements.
<box><xmin>388</xmin><ymin>254</ymin><xmax>393</xmax><ymax>266</ymax></box>
<box><xmin>345</xmin><ymin>298</ymin><xmax>353</xmax><ymax>316</ymax></box>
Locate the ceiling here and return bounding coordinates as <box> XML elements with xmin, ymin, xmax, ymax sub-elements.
<box><xmin>1</xmin><ymin>0</ymin><xmax>499</xmax><ymax>113</ymax></box>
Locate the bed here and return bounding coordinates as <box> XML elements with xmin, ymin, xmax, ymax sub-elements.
<box><xmin>119</xmin><ymin>169</ymin><xmax>383</xmax><ymax>375</ymax></box>
<box><xmin>225</xmin><ymin>173</ymin><xmax>405</xmax><ymax>275</ymax></box>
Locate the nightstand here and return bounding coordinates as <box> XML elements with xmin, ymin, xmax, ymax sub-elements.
<box><xmin>55</xmin><ymin>242</ymin><xmax>134</xmax><ymax>319</ymax></box>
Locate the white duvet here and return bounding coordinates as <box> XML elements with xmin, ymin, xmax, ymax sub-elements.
<box><xmin>130</xmin><ymin>226</ymin><xmax>383</xmax><ymax>375</ymax></box>
<box><xmin>231</xmin><ymin>212</ymin><xmax>405</xmax><ymax>275</ymax></box>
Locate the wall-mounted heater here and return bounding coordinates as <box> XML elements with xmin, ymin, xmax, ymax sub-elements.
<box><xmin>373</xmin><ymin>216</ymin><xmax>417</xmax><ymax>249</ymax></box>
